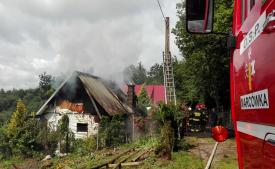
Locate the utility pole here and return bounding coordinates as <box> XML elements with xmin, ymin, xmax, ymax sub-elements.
<box><xmin>163</xmin><ymin>17</ymin><xmax>176</xmax><ymax>105</ymax></box>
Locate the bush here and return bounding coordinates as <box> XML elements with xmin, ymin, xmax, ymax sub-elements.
<box><xmin>155</xmin><ymin>121</ymin><xmax>174</xmax><ymax>160</ymax></box>
<box><xmin>5</xmin><ymin>100</ymin><xmax>40</xmax><ymax>157</ymax></box>
<box><xmin>98</xmin><ymin>115</ymin><xmax>127</xmax><ymax>148</ymax></box>
<box><xmin>0</xmin><ymin>127</ymin><xmax>12</xmax><ymax>159</ymax></box>
<box><xmin>73</xmin><ymin>137</ymin><xmax>96</xmax><ymax>155</ymax></box>
<box><xmin>57</xmin><ymin>115</ymin><xmax>75</xmax><ymax>153</ymax></box>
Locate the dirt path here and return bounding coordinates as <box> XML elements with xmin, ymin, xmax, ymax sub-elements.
<box><xmin>185</xmin><ymin>132</ymin><xmax>237</xmax><ymax>169</ymax></box>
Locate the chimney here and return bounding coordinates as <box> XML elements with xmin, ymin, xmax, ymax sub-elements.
<box><xmin>127</xmin><ymin>84</ymin><xmax>136</xmax><ymax>110</ymax></box>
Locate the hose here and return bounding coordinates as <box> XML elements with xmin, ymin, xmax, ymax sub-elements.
<box><xmin>204</xmin><ymin>142</ymin><xmax>219</xmax><ymax>169</ymax></box>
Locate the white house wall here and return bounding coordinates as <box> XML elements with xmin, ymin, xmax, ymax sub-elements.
<box><xmin>45</xmin><ymin>107</ymin><xmax>99</xmax><ymax>139</ymax></box>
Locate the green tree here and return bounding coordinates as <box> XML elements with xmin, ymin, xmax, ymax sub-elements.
<box><xmin>39</xmin><ymin>72</ymin><xmax>53</xmax><ymax>90</ymax></box>
<box><xmin>6</xmin><ymin>100</ymin><xmax>28</xmax><ymax>137</ymax></box>
<box><xmin>147</xmin><ymin>63</ymin><xmax>163</xmax><ymax>84</ymax></box>
<box><xmin>6</xmin><ymin>100</ymin><xmax>39</xmax><ymax>157</ymax></box>
<box><xmin>137</xmin><ymin>85</ymin><xmax>151</xmax><ymax>107</ymax></box>
<box><xmin>123</xmin><ymin>62</ymin><xmax>147</xmax><ymax>84</ymax></box>
<box><xmin>172</xmin><ymin>0</ymin><xmax>233</xmax><ymax>109</ymax></box>
<box><xmin>39</xmin><ymin>72</ymin><xmax>55</xmax><ymax>100</ymax></box>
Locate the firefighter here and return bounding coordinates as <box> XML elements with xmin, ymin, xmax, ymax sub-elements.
<box><xmin>200</xmin><ymin>107</ymin><xmax>208</xmax><ymax>131</ymax></box>
<box><xmin>189</xmin><ymin>104</ymin><xmax>203</xmax><ymax>132</ymax></box>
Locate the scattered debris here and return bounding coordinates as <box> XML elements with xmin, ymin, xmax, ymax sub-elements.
<box><xmin>11</xmin><ymin>164</ymin><xmax>20</xmax><ymax>169</ymax></box>
<box><xmin>108</xmin><ymin>162</ymin><xmax>143</xmax><ymax>168</ymax></box>
<box><xmin>40</xmin><ymin>160</ymin><xmax>53</xmax><ymax>169</ymax></box>
<box><xmin>89</xmin><ymin>148</ymin><xmax>152</xmax><ymax>169</ymax></box>
<box><xmin>41</xmin><ymin>155</ymin><xmax>52</xmax><ymax>161</ymax></box>
<box><xmin>54</xmin><ymin>150</ymin><xmax>67</xmax><ymax>157</ymax></box>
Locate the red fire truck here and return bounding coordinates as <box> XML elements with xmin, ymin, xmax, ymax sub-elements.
<box><xmin>186</xmin><ymin>0</ymin><xmax>275</xmax><ymax>168</ymax></box>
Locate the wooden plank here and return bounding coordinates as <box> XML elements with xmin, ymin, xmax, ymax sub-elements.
<box><xmin>108</xmin><ymin>162</ymin><xmax>143</xmax><ymax>168</ymax></box>
<box><xmin>111</xmin><ymin>149</ymin><xmax>140</xmax><ymax>169</ymax></box>
<box><xmin>12</xmin><ymin>164</ymin><xmax>20</xmax><ymax>169</ymax></box>
<box><xmin>129</xmin><ymin>149</ymin><xmax>149</xmax><ymax>162</ymax></box>
<box><xmin>90</xmin><ymin>148</ymin><xmax>132</xmax><ymax>169</ymax></box>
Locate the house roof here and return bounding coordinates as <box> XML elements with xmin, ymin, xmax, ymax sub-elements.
<box><xmin>37</xmin><ymin>71</ymin><xmax>132</xmax><ymax>116</ymax></box>
<box><xmin>134</xmin><ymin>85</ymin><xmax>165</xmax><ymax>104</ymax></box>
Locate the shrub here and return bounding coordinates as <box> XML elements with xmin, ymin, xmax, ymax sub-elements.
<box><xmin>98</xmin><ymin>115</ymin><xmax>127</xmax><ymax>148</ymax></box>
<box><xmin>57</xmin><ymin>115</ymin><xmax>74</xmax><ymax>153</ymax></box>
<box><xmin>5</xmin><ymin>100</ymin><xmax>40</xmax><ymax>157</ymax></box>
<box><xmin>155</xmin><ymin>121</ymin><xmax>174</xmax><ymax>160</ymax></box>
<box><xmin>73</xmin><ymin>137</ymin><xmax>96</xmax><ymax>155</ymax></box>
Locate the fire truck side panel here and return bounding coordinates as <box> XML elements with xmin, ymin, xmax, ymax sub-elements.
<box><xmin>233</xmin><ymin>0</ymin><xmax>275</xmax><ymax>168</ymax></box>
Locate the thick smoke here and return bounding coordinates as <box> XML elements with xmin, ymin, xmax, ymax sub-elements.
<box><xmin>0</xmin><ymin>0</ymin><xmax>179</xmax><ymax>90</ymax></box>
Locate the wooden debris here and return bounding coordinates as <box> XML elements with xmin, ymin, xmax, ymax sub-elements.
<box><xmin>64</xmin><ymin>165</ymin><xmax>73</xmax><ymax>169</ymax></box>
<box><xmin>108</xmin><ymin>162</ymin><xmax>143</xmax><ymax>168</ymax></box>
<box><xmin>129</xmin><ymin>149</ymin><xmax>150</xmax><ymax>162</ymax></box>
<box><xmin>111</xmin><ymin>151</ymin><xmax>136</xmax><ymax>169</ymax></box>
<box><xmin>90</xmin><ymin>148</ymin><xmax>132</xmax><ymax>169</ymax></box>
<box><xmin>11</xmin><ymin>164</ymin><xmax>20</xmax><ymax>169</ymax></box>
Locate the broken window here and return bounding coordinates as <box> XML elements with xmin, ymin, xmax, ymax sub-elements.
<box><xmin>77</xmin><ymin>123</ymin><xmax>88</xmax><ymax>132</ymax></box>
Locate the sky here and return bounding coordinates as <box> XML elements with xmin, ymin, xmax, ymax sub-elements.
<box><xmin>0</xmin><ymin>0</ymin><xmax>181</xmax><ymax>90</ymax></box>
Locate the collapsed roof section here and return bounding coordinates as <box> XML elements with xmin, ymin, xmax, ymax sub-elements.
<box><xmin>36</xmin><ymin>71</ymin><xmax>132</xmax><ymax>117</ymax></box>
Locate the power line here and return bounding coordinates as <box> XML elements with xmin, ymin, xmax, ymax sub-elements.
<box><xmin>156</xmin><ymin>0</ymin><xmax>166</xmax><ymax>21</ymax></box>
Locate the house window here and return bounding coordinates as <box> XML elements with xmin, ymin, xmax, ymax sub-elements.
<box><xmin>77</xmin><ymin>123</ymin><xmax>88</xmax><ymax>132</ymax></box>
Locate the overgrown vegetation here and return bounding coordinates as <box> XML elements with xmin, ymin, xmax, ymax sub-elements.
<box><xmin>1</xmin><ymin>100</ymin><xmax>39</xmax><ymax>158</ymax></box>
<box><xmin>0</xmin><ymin>72</ymin><xmax>54</xmax><ymax>126</ymax></box>
<box><xmin>98</xmin><ymin>115</ymin><xmax>128</xmax><ymax>148</ymax></box>
<box><xmin>172</xmin><ymin>0</ymin><xmax>233</xmax><ymax>109</ymax></box>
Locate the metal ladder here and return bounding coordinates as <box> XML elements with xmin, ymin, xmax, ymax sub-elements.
<box><xmin>163</xmin><ymin>51</ymin><xmax>176</xmax><ymax>105</ymax></box>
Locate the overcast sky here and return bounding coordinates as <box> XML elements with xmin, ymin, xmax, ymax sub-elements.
<box><xmin>0</xmin><ymin>0</ymin><xmax>181</xmax><ymax>90</ymax></box>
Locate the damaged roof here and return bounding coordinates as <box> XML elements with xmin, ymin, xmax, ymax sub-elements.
<box><xmin>37</xmin><ymin>71</ymin><xmax>132</xmax><ymax>116</ymax></box>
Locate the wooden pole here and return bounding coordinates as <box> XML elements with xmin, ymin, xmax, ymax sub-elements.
<box><xmin>165</xmin><ymin>17</ymin><xmax>170</xmax><ymax>55</ymax></box>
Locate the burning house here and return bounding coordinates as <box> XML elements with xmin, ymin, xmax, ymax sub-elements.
<box><xmin>36</xmin><ymin>71</ymin><xmax>133</xmax><ymax>139</ymax></box>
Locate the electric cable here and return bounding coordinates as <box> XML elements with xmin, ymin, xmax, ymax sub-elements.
<box><xmin>156</xmin><ymin>0</ymin><xmax>166</xmax><ymax>21</ymax></box>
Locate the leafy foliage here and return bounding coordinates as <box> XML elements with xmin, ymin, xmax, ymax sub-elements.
<box><xmin>153</xmin><ymin>104</ymin><xmax>185</xmax><ymax>159</ymax></box>
<box><xmin>5</xmin><ymin>100</ymin><xmax>39</xmax><ymax>157</ymax></box>
<box><xmin>73</xmin><ymin>137</ymin><xmax>96</xmax><ymax>155</ymax></box>
<box><xmin>155</xmin><ymin>121</ymin><xmax>174</xmax><ymax>160</ymax></box>
<box><xmin>98</xmin><ymin>115</ymin><xmax>127</xmax><ymax>148</ymax></box>
<box><xmin>0</xmin><ymin>72</ymin><xmax>55</xmax><ymax>126</ymax></box>
<box><xmin>57</xmin><ymin>115</ymin><xmax>74</xmax><ymax>153</ymax></box>
<box><xmin>137</xmin><ymin>85</ymin><xmax>151</xmax><ymax>106</ymax></box>
<box><xmin>147</xmin><ymin>63</ymin><xmax>164</xmax><ymax>84</ymax></box>
<box><xmin>123</xmin><ymin>62</ymin><xmax>147</xmax><ymax>84</ymax></box>
<box><xmin>172</xmin><ymin>1</ymin><xmax>233</xmax><ymax>109</ymax></box>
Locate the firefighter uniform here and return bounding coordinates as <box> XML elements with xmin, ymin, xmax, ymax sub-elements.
<box><xmin>189</xmin><ymin>111</ymin><xmax>202</xmax><ymax>132</ymax></box>
<box><xmin>201</xmin><ymin>110</ymin><xmax>208</xmax><ymax>131</ymax></box>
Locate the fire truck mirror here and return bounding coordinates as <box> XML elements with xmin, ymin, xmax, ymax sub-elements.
<box><xmin>211</xmin><ymin>126</ymin><xmax>229</xmax><ymax>142</ymax></box>
<box><xmin>186</xmin><ymin>0</ymin><xmax>213</xmax><ymax>34</ymax></box>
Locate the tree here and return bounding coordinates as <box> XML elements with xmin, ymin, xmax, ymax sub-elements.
<box><xmin>147</xmin><ymin>63</ymin><xmax>163</xmax><ymax>84</ymax></box>
<box><xmin>137</xmin><ymin>85</ymin><xmax>151</xmax><ymax>107</ymax></box>
<box><xmin>39</xmin><ymin>72</ymin><xmax>53</xmax><ymax>90</ymax></box>
<box><xmin>6</xmin><ymin>100</ymin><xmax>28</xmax><ymax>137</ymax></box>
<box><xmin>172</xmin><ymin>0</ymin><xmax>233</xmax><ymax>109</ymax></box>
<box><xmin>6</xmin><ymin>100</ymin><xmax>39</xmax><ymax>157</ymax></box>
<box><xmin>123</xmin><ymin>62</ymin><xmax>147</xmax><ymax>84</ymax></box>
<box><xmin>136</xmin><ymin>85</ymin><xmax>151</xmax><ymax>116</ymax></box>
<box><xmin>38</xmin><ymin>72</ymin><xmax>55</xmax><ymax>100</ymax></box>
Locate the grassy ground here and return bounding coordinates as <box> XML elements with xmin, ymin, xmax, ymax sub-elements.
<box><xmin>185</xmin><ymin>136</ymin><xmax>238</xmax><ymax>169</ymax></box>
<box><xmin>0</xmin><ymin>136</ymin><xmax>238</xmax><ymax>169</ymax></box>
